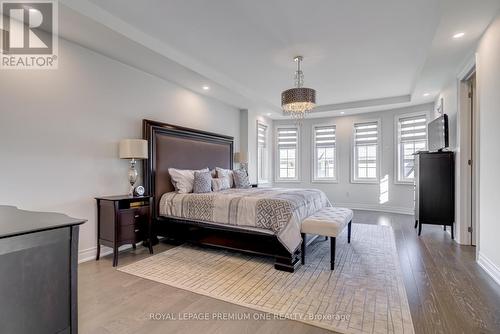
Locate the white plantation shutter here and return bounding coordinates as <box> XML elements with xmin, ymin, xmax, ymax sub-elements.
<box><xmin>258</xmin><ymin>123</ymin><xmax>267</xmax><ymax>148</ymax></box>
<box><xmin>257</xmin><ymin>123</ymin><xmax>268</xmax><ymax>182</ymax></box>
<box><xmin>313</xmin><ymin>125</ymin><xmax>336</xmax><ymax>180</ymax></box>
<box><xmin>353</xmin><ymin>121</ymin><xmax>379</xmax><ymax>181</ymax></box>
<box><xmin>277</xmin><ymin>127</ymin><xmax>299</xmax><ymax>180</ymax></box>
<box><xmin>397</xmin><ymin>113</ymin><xmax>428</xmax><ymax>182</ymax></box>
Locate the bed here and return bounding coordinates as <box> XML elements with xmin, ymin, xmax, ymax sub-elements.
<box><xmin>143</xmin><ymin>119</ymin><xmax>330</xmax><ymax>272</ymax></box>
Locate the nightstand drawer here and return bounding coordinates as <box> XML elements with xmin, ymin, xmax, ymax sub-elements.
<box><xmin>118</xmin><ymin>223</ymin><xmax>143</xmax><ymax>242</ymax></box>
<box><xmin>119</xmin><ymin>207</ymin><xmax>149</xmax><ymax>226</ymax></box>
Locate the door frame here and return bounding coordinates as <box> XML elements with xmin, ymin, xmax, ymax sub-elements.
<box><xmin>456</xmin><ymin>55</ymin><xmax>480</xmax><ymax>250</ymax></box>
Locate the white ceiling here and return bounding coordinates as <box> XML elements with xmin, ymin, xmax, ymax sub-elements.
<box><xmin>58</xmin><ymin>0</ymin><xmax>500</xmax><ymax>118</ymax></box>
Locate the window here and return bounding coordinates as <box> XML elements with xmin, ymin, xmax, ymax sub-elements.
<box><xmin>276</xmin><ymin>127</ymin><xmax>299</xmax><ymax>181</ymax></box>
<box><xmin>313</xmin><ymin>125</ymin><xmax>337</xmax><ymax>181</ymax></box>
<box><xmin>352</xmin><ymin>121</ymin><xmax>379</xmax><ymax>182</ymax></box>
<box><xmin>397</xmin><ymin>113</ymin><xmax>428</xmax><ymax>183</ymax></box>
<box><xmin>257</xmin><ymin>122</ymin><xmax>269</xmax><ymax>183</ymax></box>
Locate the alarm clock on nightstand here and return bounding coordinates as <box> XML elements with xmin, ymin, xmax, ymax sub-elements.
<box><xmin>134</xmin><ymin>185</ymin><xmax>145</xmax><ymax>196</ymax></box>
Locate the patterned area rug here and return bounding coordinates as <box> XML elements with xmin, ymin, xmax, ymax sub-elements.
<box><xmin>119</xmin><ymin>224</ymin><xmax>414</xmax><ymax>334</ymax></box>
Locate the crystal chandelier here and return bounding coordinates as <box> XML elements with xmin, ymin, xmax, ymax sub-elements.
<box><xmin>281</xmin><ymin>56</ymin><xmax>316</xmax><ymax>120</ymax></box>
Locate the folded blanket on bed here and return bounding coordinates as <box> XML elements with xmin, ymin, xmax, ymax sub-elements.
<box><xmin>159</xmin><ymin>188</ymin><xmax>331</xmax><ymax>252</ymax></box>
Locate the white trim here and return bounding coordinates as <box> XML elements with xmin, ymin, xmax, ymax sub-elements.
<box><xmin>311</xmin><ymin>122</ymin><xmax>338</xmax><ymax>183</ymax></box>
<box><xmin>274</xmin><ymin>125</ymin><xmax>301</xmax><ymax>182</ymax></box>
<box><xmin>78</xmin><ymin>244</ymin><xmax>137</xmax><ymax>263</ymax></box>
<box><xmin>334</xmin><ymin>202</ymin><xmax>414</xmax><ymax>215</ymax></box>
<box><xmin>393</xmin><ymin>110</ymin><xmax>430</xmax><ymax>184</ymax></box>
<box><xmin>350</xmin><ymin>118</ymin><xmax>382</xmax><ymax>184</ymax></box>
<box><xmin>477</xmin><ymin>252</ymin><xmax>500</xmax><ymax>286</ymax></box>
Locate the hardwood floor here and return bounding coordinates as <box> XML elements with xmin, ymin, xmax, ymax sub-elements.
<box><xmin>79</xmin><ymin>211</ymin><xmax>500</xmax><ymax>334</ymax></box>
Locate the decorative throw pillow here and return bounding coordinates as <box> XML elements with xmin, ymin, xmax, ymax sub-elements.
<box><xmin>168</xmin><ymin>167</ymin><xmax>209</xmax><ymax>193</ymax></box>
<box><xmin>233</xmin><ymin>169</ymin><xmax>251</xmax><ymax>189</ymax></box>
<box><xmin>215</xmin><ymin>167</ymin><xmax>234</xmax><ymax>188</ymax></box>
<box><xmin>193</xmin><ymin>171</ymin><xmax>212</xmax><ymax>193</ymax></box>
<box><xmin>211</xmin><ymin>177</ymin><xmax>230</xmax><ymax>192</ymax></box>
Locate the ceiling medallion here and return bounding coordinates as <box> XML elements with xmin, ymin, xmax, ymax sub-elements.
<box><xmin>281</xmin><ymin>56</ymin><xmax>316</xmax><ymax>120</ymax></box>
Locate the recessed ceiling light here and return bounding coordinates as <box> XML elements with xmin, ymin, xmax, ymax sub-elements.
<box><xmin>202</xmin><ymin>85</ymin><xmax>210</xmax><ymax>90</ymax></box>
<box><xmin>266</xmin><ymin>113</ymin><xmax>272</xmax><ymax>116</ymax></box>
<box><xmin>340</xmin><ymin>112</ymin><xmax>345</xmax><ymax>115</ymax></box>
<box><xmin>423</xmin><ymin>93</ymin><xmax>431</xmax><ymax>97</ymax></box>
<box><xmin>453</xmin><ymin>32</ymin><xmax>465</xmax><ymax>39</ymax></box>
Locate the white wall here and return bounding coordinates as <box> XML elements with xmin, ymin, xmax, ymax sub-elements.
<box><xmin>0</xmin><ymin>38</ymin><xmax>240</xmax><ymax>261</ymax></box>
<box><xmin>273</xmin><ymin>104</ymin><xmax>434</xmax><ymax>214</ymax></box>
<box><xmin>476</xmin><ymin>13</ymin><xmax>500</xmax><ymax>284</ymax></box>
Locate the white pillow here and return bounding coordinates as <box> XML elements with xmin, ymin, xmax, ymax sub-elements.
<box><xmin>215</xmin><ymin>167</ymin><xmax>234</xmax><ymax>188</ymax></box>
<box><xmin>168</xmin><ymin>168</ymin><xmax>209</xmax><ymax>193</ymax></box>
<box><xmin>212</xmin><ymin>177</ymin><xmax>231</xmax><ymax>192</ymax></box>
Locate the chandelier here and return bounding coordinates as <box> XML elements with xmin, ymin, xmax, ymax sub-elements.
<box><xmin>281</xmin><ymin>56</ymin><xmax>316</xmax><ymax>120</ymax></box>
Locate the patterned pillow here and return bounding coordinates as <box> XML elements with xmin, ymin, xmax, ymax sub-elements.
<box><xmin>215</xmin><ymin>167</ymin><xmax>234</xmax><ymax>188</ymax></box>
<box><xmin>233</xmin><ymin>169</ymin><xmax>251</xmax><ymax>189</ymax></box>
<box><xmin>211</xmin><ymin>177</ymin><xmax>230</xmax><ymax>192</ymax></box>
<box><xmin>193</xmin><ymin>171</ymin><xmax>212</xmax><ymax>193</ymax></box>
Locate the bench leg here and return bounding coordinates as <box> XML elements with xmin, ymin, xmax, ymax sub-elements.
<box><xmin>330</xmin><ymin>237</ymin><xmax>336</xmax><ymax>270</ymax></box>
<box><xmin>347</xmin><ymin>221</ymin><xmax>352</xmax><ymax>243</ymax></box>
<box><xmin>301</xmin><ymin>233</ymin><xmax>306</xmax><ymax>265</ymax></box>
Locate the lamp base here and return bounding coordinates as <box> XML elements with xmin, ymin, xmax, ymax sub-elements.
<box><xmin>128</xmin><ymin>159</ymin><xmax>138</xmax><ymax>197</ymax></box>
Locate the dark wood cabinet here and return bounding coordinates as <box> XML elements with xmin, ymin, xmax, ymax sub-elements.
<box><xmin>95</xmin><ymin>195</ymin><xmax>153</xmax><ymax>266</ymax></box>
<box><xmin>415</xmin><ymin>151</ymin><xmax>455</xmax><ymax>238</ymax></box>
<box><xmin>0</xmin><ymin>205</ymin><xmax>85</xmax><ymax>334</ymax></box>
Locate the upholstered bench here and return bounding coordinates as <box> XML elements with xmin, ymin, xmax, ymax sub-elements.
<box><xmin>301</xmin><ymin>207</ymin><xmax>353</xmax><ymax>270</ymax></box>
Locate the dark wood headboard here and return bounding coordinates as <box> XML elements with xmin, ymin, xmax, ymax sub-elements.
<box><xmin>142</xmin><ymin>119</ymin><xmax>233</xmax><ymax>220</ymax></box>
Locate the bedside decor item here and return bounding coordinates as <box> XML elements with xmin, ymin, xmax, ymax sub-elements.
<box><xmin>193</xmin><ymin>171</ymin><xmax>212</xmax><ymax>193</ymax></box>
<box><xmin>95</xmin><ymin>195</ymin><xmax>153</xmax><ymax>267</ymax></box>
<box><xmin>233</xmin><ymin>152</ymin><xmax>248</xmax><ymax>175</ymax></box>
<box><xmin>134</xmin><ymin>185</ymin><xmax>145</xmax><ymax>196</ymax></box>
<box><xmin>119</xmin><ymin>139</ymin><xmax>148</xmax><ymax>196</ymax></box>
<box><xmin>281</xmin><ymin>56</ymin><xmax>316</xmax><ymax>120</ymax></box>
<box><xmin>233</xmin><ymin>169</ymin><xmax>251</xmax><ymax>188</ymax></box>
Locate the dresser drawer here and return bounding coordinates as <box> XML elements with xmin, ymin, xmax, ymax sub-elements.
<box><xmin>119</xmin><ymin>207</ymin><xmax>149</xmax><ymax>226</ymax></box>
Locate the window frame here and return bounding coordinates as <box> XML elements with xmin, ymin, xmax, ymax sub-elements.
<box><xmin>256</xmin><ymin>121</ymin><xmax>269</xmax><ymax>184</ymax></box>
<box><xmin>351</xmin><ymin>119</ymin><xmax>381</xmax><ymax>184</ymax></box>
<box><xmin>311</xmin><ymin>122</ymin><xmax>338</xmax><ymax>183</ymax></box>
<box><xmin>394</xmin><ymin>111</ymin><xmax>430</xmax><ymax>185</ymax></box>
<box><xmin>274</xmin><ymin>125</ymin><xmax>301</xmax><ymax>183</ymax></box>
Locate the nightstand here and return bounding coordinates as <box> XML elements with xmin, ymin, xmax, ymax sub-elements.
<box><xmin>95</xmin><ymin>195</ymin><xmax>153</xmax><ymax>267</ymax></box>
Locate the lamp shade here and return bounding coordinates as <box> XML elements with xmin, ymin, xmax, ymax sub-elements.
<box><xmin>234</xmin><ymin>151</ymin><xmax>248</xmax><ymax>163</ymax></box>
<box><xmin>119</xmin><ymin>139</ymin><xmax>148</xmax><ymax>159</ymax></box>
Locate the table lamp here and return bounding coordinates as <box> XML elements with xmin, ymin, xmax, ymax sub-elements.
<box><xmin>119</xmin><ymin>139</ymin><xmax>148</xmax><ymax>196</ymax></box>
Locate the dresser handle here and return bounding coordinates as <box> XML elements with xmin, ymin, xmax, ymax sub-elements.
<box><xmin>134</xmin><ymin>215</ymin><xmax>140</xmax><ymax>218</ymax></box>
<box><xmin>134</xmin><ymin>229</ymin><xmax>140</xmax><ymax>233</ymax></box>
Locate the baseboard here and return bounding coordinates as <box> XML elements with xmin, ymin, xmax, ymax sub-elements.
<box><xmin>477</xmin><ymin>252</ymin><xmax>500</xmax><ymax>286</ymax></box>
<box><xmin>78</xmin><ymin>244</ymin><xmax>135</xmax><ymax>263</ymax></box>
<box><xmin>334</xmin><ymin>202</ymin><xmax>414</xmax><ymax>215</ymax></box>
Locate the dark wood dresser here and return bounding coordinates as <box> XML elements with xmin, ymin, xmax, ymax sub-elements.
<box><xmin>0</xmin><ymin>205</ymin><xmax>85</xmax><ymax>334</ymax></box>
<box><xmin>95</xmin><ymin>195</ymin><xmax>153</xmax><ymax>267</ymax></box>
<box><xmin>415</xmin><ymin>151</ymin><xmax>455</xmax><ymax>238</ymax></box>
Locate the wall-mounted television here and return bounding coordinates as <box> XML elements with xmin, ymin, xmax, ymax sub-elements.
<box><xmin>428</xmin><ymin>114</ymin><xmax>449</xmax><ymax>152</ymax></box>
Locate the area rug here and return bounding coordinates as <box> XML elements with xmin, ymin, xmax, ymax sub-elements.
<box><xmin>119</xmin><ymin>224</ymin><xmax>414</xmax><ymax>334</ymax></box>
